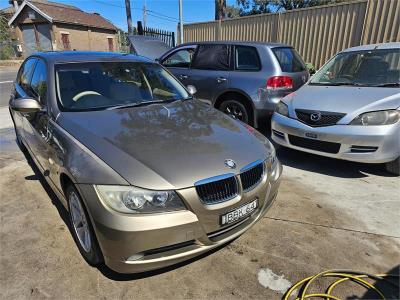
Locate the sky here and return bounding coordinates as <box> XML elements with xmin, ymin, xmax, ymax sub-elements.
<box><xmin>0</xmin><ymin>0</ymin><xmax>237</xmax><ymax>33</ymax></box>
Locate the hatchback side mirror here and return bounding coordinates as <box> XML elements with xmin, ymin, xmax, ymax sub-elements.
<box><xmin>10</xmin><ymin>98</ymin><xmax>42</xmax><ymax>113</ymax></box>
<box><xmin>187</xmin><ymin>85</ymin><xmax>197</xmax><ymax>96</ymax></box>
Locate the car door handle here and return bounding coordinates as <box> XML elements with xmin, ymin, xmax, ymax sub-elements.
<box><xmin>178</xmin><ymin>75</ymin><xmax>188</xmax><ymax>80</ymax></box>
<box><xmin>216</xmin><ymin>77</ymin><xmax>227</xmax><ymax>83</ymax></box>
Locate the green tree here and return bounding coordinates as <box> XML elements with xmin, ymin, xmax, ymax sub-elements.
<box><xmin>0</xmin><ymin>13</ymin><xmax>10</xmax><ymax>42</ymax></box>
<box><xmin>235</xmin><ymin>0</ymin><xmax>347</xmax><ymax>16</ymax></box>
<box><xmin>0</xmin><ymin>12</ymin><xmax>14</xmax><ymax>60</ymax></box>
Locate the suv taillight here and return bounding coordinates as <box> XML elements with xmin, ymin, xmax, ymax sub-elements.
<box><xmin>266</xmin><ymin>76</ymin><xmax>293</xmax><ymax>90</ymax></box>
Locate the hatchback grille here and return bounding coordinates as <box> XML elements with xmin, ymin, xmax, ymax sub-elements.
<box><xmin>295</xmin><ymin>109</ymin><xmax>346</xmax><ymax>127</ymax></box>
<box><xmin>195</xmin><ymin>175</ymin><xmax>238</xmax><ymax>204</ymax></box>
<box><xmin>240</xmin><ymin>162</ymin><xmax>264</xmax><ymax>192</ymax></box>
<box><xmin>289</xmin><ymin>135</ymin><xmax>340</xmax><ymax>154</ymax></box>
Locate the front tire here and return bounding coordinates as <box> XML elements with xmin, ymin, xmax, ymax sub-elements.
<box><xmin>66</xmin><ymin>184</ymin><xmax>103</xmax><ymax>266</ymax></box>
<box><xmin>385</xmin><ymin>157</ymin><xmax>400</xmax><ymax>175</ymax></box>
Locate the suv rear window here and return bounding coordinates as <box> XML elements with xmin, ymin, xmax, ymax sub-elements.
<box><xmin>235</xmin><ymin>46</ymin><xmax>260</xmax><ymax>71</ymax></box>
<box><xmin>272</xmin><ymin>47</ymin><xmax>306</xmax><ymax>72</ymax></box>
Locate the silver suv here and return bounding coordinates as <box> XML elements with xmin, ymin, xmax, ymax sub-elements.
<box><xmin>131</xmin><ymin>39</ymin><xmax>309</xmax><ymax>127</ymax></box>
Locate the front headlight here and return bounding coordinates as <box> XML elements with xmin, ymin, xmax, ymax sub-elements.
<box><xmin>275</xmin><ymin>101</ymin><xmax>289</xmax><ymax>117</ymax></box>
<box><xmin>95</xmin><ymin>185</ymin><xmax>186</xmax><ymax>214</ymax></box>
<box><xmin>350</xmin><ymin>110</ymin><xmax>400</xmax><ymax>125</ymax></box>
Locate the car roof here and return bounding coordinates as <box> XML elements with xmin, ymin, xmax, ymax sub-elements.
<box><xmin>178</xmin><ymin>41</ymin><xmax>291</xmax><ymax>48</ymax></box>
<box><xmin>29</xmin><ymin>51</ymin><xmax>154</xmax><ymax>64</ymax></box>
<box><xmin>341</xmin><ymin>42</ymin><xmax>400</xmax><ymax>53</ymax></box>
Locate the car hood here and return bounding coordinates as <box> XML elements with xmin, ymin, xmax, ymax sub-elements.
<box><xmin>283</xmin><ymin>85</ymin><xmax>400</xmax><ymax>117</ymax></box>
<box><xmin>128</xmin><ymin>35</ymin><xmax>171</xmax><ymax>60</ymax></box>
<box><xmin>57</xmin><ymin>100</ymin><xmax>271</xmax><ymax>190</ymax></box>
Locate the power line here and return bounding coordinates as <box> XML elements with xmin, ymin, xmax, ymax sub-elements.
<box><xmin>92</xmin><ymin>0</ymin><xmax>193</xmax><ymax>23</ymax></box>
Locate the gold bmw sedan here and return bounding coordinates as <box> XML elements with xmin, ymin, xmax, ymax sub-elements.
<box><xmin>9</xmin><ymin>52</ymin><xmax>282</xmax><ymax>273</ymax></box>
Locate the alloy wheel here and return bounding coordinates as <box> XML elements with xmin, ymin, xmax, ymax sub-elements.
<box><xmin>223</xmin><ymin>101</ymin><xmax>249</xmax><ymax>123</ymax></box>
<box><xmin>69</xmin><ymin>191</ymin><xmax>92</xmax><ymax>252</ymax></box>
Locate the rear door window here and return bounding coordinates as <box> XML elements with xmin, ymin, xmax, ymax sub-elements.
<box><xmin>235</xmin><ymin>46</ymin><xmax>261</xmax><ymax>71</ymax></box>
<box><xmin>191</xmin><ymin>44</ymin><xmax>230</xmax><ymax>70</ymax></box>
<box><xmin>272</xmin><ymin>47</ymin><xmax>306</xmax><ymax>72</ymax></box>
<box><xmin>18</xmin><ymin>58</ymin><xmax>37</xmax><ymax>92</ymax></box>
<box><xmin>30</xmin><ymin>59</ymin><xmax>47</xmax><ymax>104</ymax></box>
<box><xmin>162</xmin><ymin>48</ymin><xmax>196</xmax><ymax>68</ymax></box>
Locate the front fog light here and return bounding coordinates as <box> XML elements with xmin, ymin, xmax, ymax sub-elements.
<box><xmin>96</xmin><ymin>185</ymin><xmax>186</xmax><ymax>214</ymax></box>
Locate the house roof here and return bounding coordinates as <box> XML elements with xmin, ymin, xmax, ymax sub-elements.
<box><xmin>8</xmin><ymin>0</ymin><xmax>117</xmax><ymax>31</ymax></box>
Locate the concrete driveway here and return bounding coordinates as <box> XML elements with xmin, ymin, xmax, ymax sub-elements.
<box><xmin>0</xmin><ymin>105</ymin><xmax>399</xmax><ymax>299</ymax></box>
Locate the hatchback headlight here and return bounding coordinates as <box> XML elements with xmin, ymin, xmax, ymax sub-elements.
<box><xmin>275</xmin><ymin>101</ymin><xmax>289</xmax><ymax>117</ymax></box>
<box><xmin>95</xmin><ymin>185</ymin><xmax>186</xmax><ymax>214</ymax></box>
<box><xmin>350</xmin><ymin>110</ymin><xmax>400</xmax><ymax>126</ymax></box>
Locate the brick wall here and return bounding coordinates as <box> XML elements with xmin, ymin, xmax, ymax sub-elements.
<box><xmin>53</xmin><ymin>23</ymin><xmax>118</xmax><ymax>52</ymax></box>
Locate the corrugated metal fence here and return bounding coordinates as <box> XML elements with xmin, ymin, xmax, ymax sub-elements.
<box><xmin>180</xmin><ymin>0</ymin><xmax>400</xmax><ymax>68</ymax></box>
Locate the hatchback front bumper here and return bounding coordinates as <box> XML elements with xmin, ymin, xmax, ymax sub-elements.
<box><xmin>76</xmin><ymin>159</ymin><xmax>282</xmax><ymax>273</ymax></box>
<box><xmin>271</xmin><ymin>113</ymin><xmax>400</xmax><ymax>163</ymax></box>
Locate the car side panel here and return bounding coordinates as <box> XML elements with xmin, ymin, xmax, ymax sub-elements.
<box><xmin>45</xmin><ymin>120</ymin><xmax>129</xmax><ymax>198</ymax></box>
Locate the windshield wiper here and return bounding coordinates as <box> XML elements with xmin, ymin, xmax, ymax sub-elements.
<box><xmin>106</xmin><ymin>100</ymin><xmax>166</xmax><ymax>110</ymax></box>
<box><xmin>372</xmin><ymin>82</ymin><xmax>400</xmax><ymax>87</ymax></box>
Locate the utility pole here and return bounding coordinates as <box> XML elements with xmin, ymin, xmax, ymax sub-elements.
<box><xmin>142</xmin><ymin>0</ymin><xmax>147</xmax><ymax>28</ymax></box>
<box><xmin>125</xmin><ymin>0</ymin><xmax>134</xmax><ymax>34</ymax></box>
<box><xmin>178</xmin><ymin>0</ymin><xmax>183</xmax><ymax>44</ymax></box>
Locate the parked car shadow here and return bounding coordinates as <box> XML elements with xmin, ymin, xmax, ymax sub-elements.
<box><xmin>276</xmin><ymin>146</ymin><xmax>396</xmax><ymax>178</ymax></box>
<box><xmin>20</xmin><ymin>143</ymin><xmax>235</xmax><ymax>281</ymax></box>
<box><xmin>347</xmin><ymin>265</ymin><xmax>400</xmax><ymax>300</ymax></box>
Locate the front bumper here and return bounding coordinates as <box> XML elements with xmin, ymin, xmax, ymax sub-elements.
<box><xmin>271</xmin><ymin>113</ymin><xmax>400</xmax><ymax>163</ymax></box>
<box><xmin>76</xmin><ymin>159</ymin><xmax>282</xmax><ymax>274</ymax></box>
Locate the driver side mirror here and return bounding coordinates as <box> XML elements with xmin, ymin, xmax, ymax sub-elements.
<box><xmin>10</xmin><ymin>97</ymin><xmax>42</xmax><ymax>113</ymax></box>
<box><xmin>186</xmin><ymin>85</ymin><xmax>197</xmax><ymax>96</ymax></box>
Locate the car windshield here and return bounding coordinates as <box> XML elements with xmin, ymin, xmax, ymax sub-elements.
<box><xmin>55</xmin><ymin>61</ymin><xmax>190</xmax><ymax>111</ymax></box>
<box><xmin>310</xmin><ymin>48</ymin><xmax>400</xmax><ymax>87</ymax></box>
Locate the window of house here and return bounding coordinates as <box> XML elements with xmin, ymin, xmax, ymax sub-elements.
<box><xmin>191</xmin><ymin>45</ymin><xmax>230</xmax><ymax>70</ymax></box>
<box><xmin>18</xmin><ymin>58</ymin><xmax>37</xmax><ymax>93</ymax></box>
<box><xmin>235</xmin><ymin>46</ymin><xmax>261</xmax><ymax>71</ymax></box>
<box><xmin>108</xmin><ymin>37</ymin><xmax>114</xmax><ymax>52</ymax></box>
<box><xmin>61</xmin><ymin>33</ymin><xmax>71</xmax><ymax>50</ymax></box>
<box><xmin>30</xmin><ymin>59</ymin><xmax>47</xmax><ymax>103</ymax></box>
<box><xmin>162</xmin><ymin>48</ymin><xmax>196</xmax><ymax>68</ymax></box>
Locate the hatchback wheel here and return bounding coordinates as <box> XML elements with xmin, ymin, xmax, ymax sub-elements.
<box><xmin>219</xmin><ymin>99</ymin><xmax>252</xmax><ymax>125</ymax></box>
<box><xmin>385</xmin><ymin>157</ymin><xmax>400</xmax><ymax>175</ymax></box>
<box><xmin>66</xmin><ymin>185</ymin><xmax>103</xmax><ymax>265</ymax></box>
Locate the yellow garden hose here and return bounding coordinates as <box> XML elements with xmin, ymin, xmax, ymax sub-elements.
<box><xmin>283</xmin><ymin>269</ymin><xmax>399</xmax><ymax>300</ymax></box>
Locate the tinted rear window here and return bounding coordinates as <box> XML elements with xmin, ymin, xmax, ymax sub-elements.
<box><xmin>272</xmin><ymin>47</ymin><xmax>306</xmax><ymax>72</ymax></box>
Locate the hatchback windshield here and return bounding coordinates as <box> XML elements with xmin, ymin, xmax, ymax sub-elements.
<box><xmin>310</xmin><ymin>49</ymin><xmax>400</xmax><ymax>87</ymax></box>
<box><xmin>55</xmin><ymin>62</ymin><xmax>190</xmax><ymax>111</ymax></box>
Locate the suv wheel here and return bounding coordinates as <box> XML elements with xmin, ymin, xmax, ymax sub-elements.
<box><xmin>66</xmin><ymin>184</ymin><xmax>103</xmax><ymax>266</ymax></box>
<box><xmin>385</xmin><ymin>157</ymin><xmax>399</xmax><ymax>175</ymax></box>
<box><xmin>219</xmin><ymin>97</ymin><xmax>253</xmax><ymax>125</ymax></box>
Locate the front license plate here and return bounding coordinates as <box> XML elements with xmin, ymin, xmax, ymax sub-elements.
<box><xmin>305</xmin><ymin>132</ymin><xmax>318</xmax><ymax>139</ymax></box>
<box><xmin>220</xmin><ymin>199</ymin><xmax>258</xmax><ymax>226</ymax></box>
